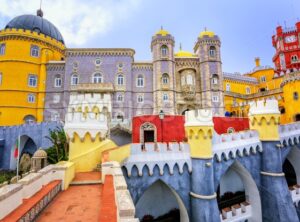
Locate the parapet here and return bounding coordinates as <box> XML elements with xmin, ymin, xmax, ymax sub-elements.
<box><xmin>248</xmin><ymin>99</ymin><xmax>280</xmax><ymax>116</ymax></box>
<box><xmin>185</xmin><ymin>109</ymin><xmax>213</xmax><ymax>127</ymax></box>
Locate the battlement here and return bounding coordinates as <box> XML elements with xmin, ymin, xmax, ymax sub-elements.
<box><xmin>123</xmin><ymin>142</ymin><xmax>192</xmax><ymax>177</ymax></box>
<box><xmin>249</xmin><ymin>99</ymin><xmax>280</xmax><ymax>116</ymax></box>
<box><xmin>279</xmin><ymin>122</ymin><xmax>300</xmax><ymax>146</ymax></box>
<box><xmin>0</xmin><ymin>28</ymin><xmax>65</xmax><ymax>50</ymax></box>
<box><xmin>185</xmin><ymin>109</ymin><xmax>213</xmax><ymax>127</ymax></box>
<box><xmin>212</xmin><ymin>130</ymin><xmax>262</xmax><ymax>162</ymax></box>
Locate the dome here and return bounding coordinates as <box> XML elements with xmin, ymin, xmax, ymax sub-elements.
<box><xmin>5</xmin><ymin>14</ymin><xmax>64</xmax><ymax>44</ymax></box>
<box><xmin>33</xmin><ymin>148</ymin><xmax>47</xmax><ymax>158</ymax></box>
<box><xmin>155</xmin><ymin>29</ymin><xmax>169</xmax><ymax>36</ymax></box>
<box><xmin>175</xmin><ymin>50</ymin><xmax>195</xmax><ymax>57</ymax></box>
<box><xmin>199</xmin><ymin>30</ymin><xmax>215</xmax><ymax>38</ymax></box>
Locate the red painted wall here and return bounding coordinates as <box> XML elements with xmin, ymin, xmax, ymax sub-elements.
<box><xmin>132</xmin><ymin>115</ymin><xmax>185</xmax><ymax>143</ymax></box>
<box><xmin>213</xmin><ymin>117</ymin><xmax>250</xmax><ymax>134</ymax></box>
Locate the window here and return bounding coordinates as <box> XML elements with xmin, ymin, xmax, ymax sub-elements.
<box><xmin>71</xmin><ymin>74</ymin><xmax>79</xmax><ymax>85</ymax></box>
<box><xmin>260</xmin><ymin>76</ymin><xmax>266</xmax><ymax>83</ymax></box>
<box><xmin>28</xmin><ymin>75</ymin><xmax>37</xmax><ymax>87</ymax></box>
<box><xmin>0</xmin><ymin>44</ymin><xmax>5</xmax><ymax>55</ymax></box>
<box><xmin>163</xmin><ymin>93</ymin><xmax>169</xmax><ymax>102</ymax></box>
<box><xmin>292</xmin><ymin>55</ymin><xmax>298</xmax><ymax>63</ymax></box>
<box><xmin>53</xmin><ymin>94</ymin><xmax>60</xmax><ymax>103</ymax></box>
<box><xmin>186</xmin><ymin>74</ymin><xmax>194</xmax><ymax>85</ymax></box>
<box><xmin>95</xmin><ymin>58</ymin><xmax>101</xmax><ymax>66</ymax></box>
<box><xmin>137</xmin><ymin>75</ymin><xmax>144</xmax><ymax>87</ymax></box>
<box><xmin>212</xmin><ymin>95</ymin><xmax>219</xmax><ymax>102</ymax></box>
<box><xmin>137</xmin><ymin>94</ymin><xmax>144</xmax><ymax>103</ymax></box>
<box><xmin>226</xmin><ymin>83</ymin><xmax>231</xmax><ymax>92</ymax></box>
<box><xmin>23</xmin><ymin>115</ymin><xmax>36</xmax><ymax>124</ymax></box>
<box><xmin>294</xmin><ymin>92</ymin><xmax>299</xmax><ymax>101</ymax></box>
<box><xmin>0</xmin><ymin>73</ymin><xmax>2</xmax><ymax>85</ymax></box>
<box><xmin>28</xmin><ymin>94</ymin><xmax>35</xmax><ymax>103</ymax></box>
<box><xmin>246</xmin><ymin>87</ymin><xmax>251</xmax><ymax>94</ymax></box>
<box><xmin>30</xmin><ymin>45</ymin><xmax>40</xmax><ymax>57</ymax></box>
<box><xmin>162</xmin><ymin>73</ymin><xmax>169</xmax><ymax>85</ymax></box>
<box><xmin>117</xmin><ymin>74</ymin><xmax>124</xmax><ymax>85</ymax></box>
<box><xmin>93</xmin><ymin>73</ymin><xmax>103</xmax><ymax>83</ymax></box>
<box><xmin>117</xmin><ymin>94</ymin><xmax>124</xmax><ymax>102</ymax></box>
<box><xmin>212</xmin><ymin>74</ymin><xmax>218</xmax><ymax>85</ymax></box>
<box><xmin>161</xmin><ymin>45</ymin><xmax>168</xmax><ymax>57</ymax></box>
<box><xmin>209</xmin><ymin>46</ymin><xmax>216</xmax><ymax>57</ymax></box>
<box><xmin>54</xmin><ymin>75</ymin><xmax>62</xmax><ymax>87</ymax></box>
<box><xmin>51</xmin><ymin>112</ymin><xmax>60</xmax><ymax>121</ymax></box>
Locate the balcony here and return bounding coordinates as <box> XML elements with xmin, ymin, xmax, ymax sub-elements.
<box><xmin>181</xmin><ymin>84</ymin><xmax>195</xmax><ymax>101</ymax></box>
<box><xmin>70</xmin><ymin>83</ymin><xmax>114</xmax><ymax>93</ymax></box>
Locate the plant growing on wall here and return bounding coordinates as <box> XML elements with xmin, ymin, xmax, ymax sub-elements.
<box><xmin>45</xmin><ymin>127</ymin><xmax>69</xmax><ymax>164</ymax></box>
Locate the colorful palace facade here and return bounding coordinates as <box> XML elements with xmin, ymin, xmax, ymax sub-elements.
<box><xmin>0</xmin><ymin>11</ymin><xmax>300</xmax><ymax>127</ymax></box>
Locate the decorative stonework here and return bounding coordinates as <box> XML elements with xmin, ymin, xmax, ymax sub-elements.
<box><xmin>66</xmin><ymin>48</ymin><xmax>135</xmax><ymax>57</ymax></box>
<box><xmin>140</xmin><ymin>122</ymin><xmax>157</xmax><ymax>143</ymax></box>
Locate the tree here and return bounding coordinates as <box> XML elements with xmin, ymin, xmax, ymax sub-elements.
<box><xmin>45</xmin><ymin>127</ymin><xmax>69</xmax><ymax>164</ymax></box>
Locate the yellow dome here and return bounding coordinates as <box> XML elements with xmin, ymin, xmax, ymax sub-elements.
<box><xmin>199</xmin><ymin>30</ymin><xmax>215</xmax><ymax>38</ymax></box>
<box><xmin>175</xmin><ymin>50</ymin><xmax>195</xmax><ymax>57</ymax></box>
<box><xmin>155</xmin><ymin>29</ymin><xmax>169</xmax><ymax>36</ymax></box>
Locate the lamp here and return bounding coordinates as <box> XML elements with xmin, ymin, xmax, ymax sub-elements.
<box><xmin>159</xmin><ymin>110</ymin><xmax>165</xmax><ymax>143</ymax></box>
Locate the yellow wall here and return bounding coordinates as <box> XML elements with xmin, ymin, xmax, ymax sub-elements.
<box><xmin>185</xmin><ymin>126</ymin><xmax>213</xmax><ymax>158</ymax></box>
<box><xmin>68</xmin><ymin>133</ymin><xmax>117</xmax><ymax>172</ymax></box>
<box><xmin>282</xmin><ymin>81</ymin><xmax>300</xmax><ymax>123</ymax></box>
<box><xmin>0</xmin><ymin>29</ymin><xmax>65</xmax><ymax>126</ymax></box>
<box><xmin>107</xmin><ymin>144</ymin><xmax>131</xmax><ymax>163</ymax></box>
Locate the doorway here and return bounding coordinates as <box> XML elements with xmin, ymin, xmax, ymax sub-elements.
<box><xmin>144</xmin><ymin>130</ymin><xmax>155</xmax><ymax>143</ymax></box>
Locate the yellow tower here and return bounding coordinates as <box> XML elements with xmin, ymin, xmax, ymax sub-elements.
<box><xmin>0</xmin><ymin>11</ymin><xmax>65</xmax><ymax>126</ymax></box>
<box><xmin>281</xmin><ymin>71</ymin><xmax>300</xmax><ymax>123</ymax></box>
<box><xmin>248</xmin><ymin>99</ymin><xmax>280</xmax><ymax>141</ymax></box>
<box><xmin>184</xmin><ymin>109</ymin><xmax>214</xmax><ymax>158</ymax></box>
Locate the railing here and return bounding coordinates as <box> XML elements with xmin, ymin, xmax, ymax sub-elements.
<box><xmin>70</xmin><ymin>83</ymin><xmax>114</xmax><ymax>92</ymax></box>
<box><xmin>224</xmin><ymin>88</ymin><xmax>283</xmax><ymax>99</ymax></box>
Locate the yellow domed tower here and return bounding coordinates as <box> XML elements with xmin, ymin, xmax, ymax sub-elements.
<box><xmin>0</xmin><ymin>9</ymin><xmax>65</xmax><ymax>126</ymax></box>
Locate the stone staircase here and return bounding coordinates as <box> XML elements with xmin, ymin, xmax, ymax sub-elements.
<box><xmin>69</xmin><ymin>171</ymin><xmax>102</xmax><ymax>186</ymax></box>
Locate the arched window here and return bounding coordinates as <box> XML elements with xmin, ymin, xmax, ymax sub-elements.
<box><xmin>30</xmin><ymin>45</ymin><xmax>40</xmax><ymax>57</ymax></box>
<box><xmin>28</xmin><ymin>75</ymin><xmax>37</xmax><ymax>87</ymax></box>
<box><xmin>162</xmin><ymin>73</ymin><xmax>169</xmax><ymax>85</ymax></box>
<box><xmin>161</xmin><ymin>45</ymin><xmax>168</xmax><ymax>57</ymax></box>
<box><xmin>293</xmin><ymin>92</ymin><xmax>299</xmax><ymax>101</ymax></box>
<box><xmin>137</xmin><ymin>94</ymin><xmax>144</xmax><ymax>103</ymax></box>
<box><xmin>137</xmin><ymin>75</ymin><xmax>144</xmax><ymax>87</ymax></box>
<box><xmin>71</xmin><ymin>74</ymin><xmax>79</xmax><ymax>85</ymax></box>
<box><xmin>28</xmin><ymin>94</ymin><xmax>35</xmax><ymax>103</ymax></box>
<box><xmin>117</xmin><ymin>74</ymin><xmax>124</xmax><ymax>85</ymax></box>
<box><xmin>209</xmin><ymin>46</ymin><xmax>216</xmax><ymax>57</ymax></box>
<box><xmin>212</xmin><ymin>74</ymin><xmax>218</xmax><ymax>85</ymax></box>
<box><xmin>23</xmin><ymin>115</ymin><xmax>36</xmax><ymax>124</ymax></box>
<box><xmin>292</xmin><ymin>55</ymin><xmax>298</xmax><ymax>63</ymax></box>
<box><xmin>186</xmin><ymin>74</ymin><xmax>194</xmax><ymax>85</ymax></box>
<box><xmin>117</xmin><ymin>94</ymin><xmax>124</xmax><ymax>102</ymax></box>
<box><xmin>93</xmin><ymin>73</ymin><xmax>103</xmax><ymax>83</ymax></box>
<box><xmin>163</xmin><ymin>93</ymin><xmax>169</xmax><ymax>102</ymax></box>
<box><xmin>226</xmin><ymin>83</ymin><xmax>231</xmax><ymax>92</ymax></box>
<box><xmin>54</xmin><ymin>75</ymin><xmax>62</xmax><ymax>87</ymax></box>
<box><xmin>0</xmin><ymin>43</ymin><xmax>5</xmax><ymax>55</ymax></box>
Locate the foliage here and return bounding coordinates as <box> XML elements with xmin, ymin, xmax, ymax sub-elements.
<box><xmin>45</xmin><ymin>127</ymin><xmax>69</xmax><ymax>164</ymax></box>
<box><xmin>0</xmin><ymin>170</ymin><xmax>16</xmax><ymax>184</ymax></box>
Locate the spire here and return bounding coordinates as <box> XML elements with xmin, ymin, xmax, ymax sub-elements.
<box><xmin>161</xmin><ymin>25</ymin><xmax>163</xmax><ymax>30</ymax></box>
<box><xmin>179</xmin><ymin>43</ymin><xmax>182</xmax><ymax>51</ymax></box>
<box><xmin>37</xmin><ymin>0</ymin><xmax>43</xmax><ymax>17</ymax></box>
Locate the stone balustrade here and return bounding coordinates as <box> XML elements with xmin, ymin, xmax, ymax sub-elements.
<box><xmin>0</xmin><ymin>163</ymin><xmax>72</xmax><ymax>220</ymax></box>
<box><xmin>102</xmin><ymin>161</ymin><xmax>139</xmax><ymax>222</ymax></box>
<box><xmin>213</xmin><ymin>130</ymin><xmax>263</xmax><ymax>162</ymax></box>
<box><xmin>220</xmin><ymin>202</ymin><xmax>252</xmax><ymax>222</ymax></box>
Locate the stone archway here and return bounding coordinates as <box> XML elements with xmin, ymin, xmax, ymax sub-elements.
<box><xmin>140</xmin><ymin>122</ymin><xmax>157</xmax><ymax>143</ymax></box>
<box><xmin>217</xmin><ymin>161</ymin><xmax>262</xmax><ymax>222</ymax></box>
<box><xmin>285</xmin><ymin>147</ymin><xmax>300</xmax><ymax>185</ymax></box>
<box><xmin>136</xmin><ymin>180</ymin><xmax>189</xmax><ymax>222</ymax></box>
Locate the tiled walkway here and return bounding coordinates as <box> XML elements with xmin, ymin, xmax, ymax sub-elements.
<box><xmin>37</xmin><ymin>172</ymin><xmax>105</xmax><ymax>222</ymax></box>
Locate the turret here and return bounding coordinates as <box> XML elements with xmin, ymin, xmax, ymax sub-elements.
<box><xmin>184</xmin><ymin>109</ymin><xmax>213</xmax><ymax>158</ymax></box>
<box><xmin>151</xmin><ymin>28</ymin><xmax>176</xmax><ymax>114</ymax></box>
<box><xmin>248</xmin><ymin>99</ymin><xmax>280</xmax><ymax>141</ymax></box>
<box><xmin>194</xmin><ymin>29</ymin><xmax>224</xmax><ymax>116</ymax></box>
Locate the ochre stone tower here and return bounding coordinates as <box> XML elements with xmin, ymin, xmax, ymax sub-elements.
<box><xmin>194</xmin><ymin>30</ymin><xmax>224</xmax><ymax>116</ymax></box>
<box><xmin>151</xmin><ymin>28</ymin><xmax>176</xmax><ymax>115</ymax></box>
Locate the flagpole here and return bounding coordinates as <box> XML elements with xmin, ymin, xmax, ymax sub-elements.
<box><xmin>16</xmin><ymin>134</ymin><xmax>20</xmax><ymax>182</ymax></box>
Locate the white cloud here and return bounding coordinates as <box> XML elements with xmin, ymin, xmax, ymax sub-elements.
<box><xmin>0</xmin><ymin>0</ymin><xmax>141</xmax><ymax>45</ymax></box>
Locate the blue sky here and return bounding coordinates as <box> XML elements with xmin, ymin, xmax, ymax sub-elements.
<box><xmin>1</xmin><ymin>0</ymin><xmax>300</xmax><ymax>73</ymax></box>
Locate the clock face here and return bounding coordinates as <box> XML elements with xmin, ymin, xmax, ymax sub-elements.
<box><xmin>285</xmin><ymin>35</ymin><xmax>297</xmax><ymax>43</ymax></box>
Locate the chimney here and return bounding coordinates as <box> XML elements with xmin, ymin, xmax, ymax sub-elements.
<box><xmin>255</xmin><ymin>57</ymin><xmax>261</xmax><ymax>67</ymax></box>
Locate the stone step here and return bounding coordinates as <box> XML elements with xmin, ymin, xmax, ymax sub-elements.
<box><xmin>70</xmin><ymin>180</ymin><xmax>102</xmax><ymax>186</ymax></box>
